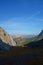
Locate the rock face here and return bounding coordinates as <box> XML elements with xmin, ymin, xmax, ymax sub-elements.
<box><xmin>0</xmin><ymin>27</ymin><xmax>16</xmax><ymax>50</ymax></box>
<box><xmin>12</xmin><ymin>34</ymin><xmax>23</xmax><ymax>42</ymax></box>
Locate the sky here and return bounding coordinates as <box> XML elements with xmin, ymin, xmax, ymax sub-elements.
<box><xmin>0</xmin><ymin>0</ymin><xmax>43</xmax><ymax>35</ymax></box>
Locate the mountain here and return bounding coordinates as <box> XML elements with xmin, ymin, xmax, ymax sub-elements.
<box><xmin>12</xmin><ymin>34</ymin><xmax>36</xmax><ymax>46</ymax></box>
<box><xmin>12</xmin><ymin>30</ymin><xmax>43</xmax><ymax>46</ymax></box>
<box><xmin>24</xmin><ymin>30</ymin><xmax>43</xmax><ymax>47</ymax></box>
<box><xmin>12</xmin><ymin>34</ymin><xmax>23</xmax><ymax>38</ymax></box>
<box><xmin>0</xmin><ymin>27</ymin><xmax>16</xmax><ymax>50</ymax></box>
<box><xmin>12</xmin><ymin>34</ymin><xmax>36</xmax><ymax>39</ymax></box>
<box><xmin>34</xmin><ymin>30</ymin><xmax>43</xmax><ymax>41</ymax></box>
<box><xmin>12</xmin><ymin>34</ymin><xmax>23</xmax><ymax>41</ymax></box>
<box><xmin>12</xmin><ymin>34</ymin><xmax>23</xmax><ymax>42</ymax></box>
<box><xmin>12</xmin><ymin>34</ymin><xmax>25</xmax><ymax>46</ymax></box>
<box><xmin>38</xmin><ymin>30</ymin><xmax>43</xmax><ymax>37</ymax></box>
<box><xmin>0</xmin><ymin>39</ymin><xmax>10</xmax><ymax>50</ymax></box>
<box><xmin>22</xmin><ymin>35</ymin><xmax>36</xmax><ymax>38</ymax></box>
<box><xmin>24</xmin><ymin>39</ymin><xmax>43</xmax><ymax>47</ymax></box>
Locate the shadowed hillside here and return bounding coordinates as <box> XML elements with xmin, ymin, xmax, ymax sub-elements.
<box><xmin>24</xmin><ymin>39</ymin><xmax>43</xmax><ymax>47</ymax></box>
<box><xmin>0</xmin><ymin>38</ymin><xmax>11</xmax><ymax>50</ymax></box>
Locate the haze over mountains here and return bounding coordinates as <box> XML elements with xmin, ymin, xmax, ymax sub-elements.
<box><xmin>12</xmin><ymin>34</ymin><xmax>36</xmax><ymax>39</ymax></box>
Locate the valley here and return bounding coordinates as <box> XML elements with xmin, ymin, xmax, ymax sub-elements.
<box><xmin>0</xmin><ymin>27</ymin><xmax>43</xmax><ymax>65</ymax></box>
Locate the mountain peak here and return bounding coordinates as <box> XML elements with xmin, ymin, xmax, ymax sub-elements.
<box><xmin>0</xmin><ymin>27</ymin><xmax>3</xmax><ymax>30</ymax></box>
<box><xmin>0</xmin><ymin>27</ymin><xmax>5</xmax><ymax>32</ymax></box>
<box><xmin>0</xmin><ymin>27</ymin><xmax>2</xmax><ymax>29</ymax></box>
<box><xmin>41</xmin><ymin>30</ymin><xmax>43</xmax><ymax>33</ymax></box>
<box><xmin>0</xmin><ymin>26</ymin><xmax>7</xmax><ymax>36</ymax></box>
<box><xmin>38</xmin><ymin>30</ymin><xmax>43</xmax><ymax>37</ymax></box>
<box><xmin>40</xmin><ymin>30</ymin><xmax>43</xmax><ymax>35</ymax></box>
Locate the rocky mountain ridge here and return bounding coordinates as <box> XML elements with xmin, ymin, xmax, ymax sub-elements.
<box><xmin>0</xmin><ymin>27</ymin><xmax>16</xmax><ymax>50</ymax></box>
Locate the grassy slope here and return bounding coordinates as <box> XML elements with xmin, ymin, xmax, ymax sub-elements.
<box><xmin>16</xmin><ymin>38</ymin><xmax>33</xmax><ymax>46</ymax></box>
<box><xmin>15</xmin><ymin>36</ymin><xmax>43</xmax><ymax>46</ymax></box>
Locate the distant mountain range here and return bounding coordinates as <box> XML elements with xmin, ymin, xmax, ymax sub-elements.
<box><xmin>22</xmin><ymin>35</ymin><xmax>36</xmax><ymax>38</ymax></box>
<box><xmin>0</xmin><ymin>27</ymin><xmax>43</xmax><ymax>50</ymax></box>
<box><xmin>12</xmin><ymin>34</ymin><xmax>36</xmax><ymax>39</ymax></box>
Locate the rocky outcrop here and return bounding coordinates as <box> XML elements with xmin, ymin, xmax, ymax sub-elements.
<box><xmin>0</xmin><ymin>27</ymin><xmax>16</xmax><ymax>50</ymax></box>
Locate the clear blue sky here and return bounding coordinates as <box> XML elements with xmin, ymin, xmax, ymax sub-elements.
<box><xmin>0</xmin><ymin>0</ymin><xmax>43</xmax><ymax>35</ymax></box>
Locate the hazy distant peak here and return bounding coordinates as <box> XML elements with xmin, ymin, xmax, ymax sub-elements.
<box><xmin>12</xmin><ymin>34</ymin><xmax>23</xmax><ymax>38</ymax></box>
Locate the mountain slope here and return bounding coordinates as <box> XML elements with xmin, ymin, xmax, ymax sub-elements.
<box><xmin>24</xmin><ymin>30</ymin><xmax>43</xmax><ymax>47</ymax></box>
<box><xmin>24</xmin><ymin>39</ymin><xmax>43</xmax><ymax>47</ymax></box>
<box><xmin>38</xmin><ymin>30</ymin><xmax>43</xmax><ymax>37</ymax></box>
<box><xmin>0</xmin><ymin>39</ymin><xmax>10</xmax><ymax>50</ymax></box>
<box><xmin>0</xmin><ymin>27</ymin><xmax>16</xmax><ymax>50</ymax></box>
<box><xmin>33</xmin><ymin>30</ymin><xmax>43</xmax><ymax>41</ymax></box>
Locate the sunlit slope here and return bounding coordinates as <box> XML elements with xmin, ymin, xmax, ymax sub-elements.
<box><xmin>0</xmin><ymin>27</ymin><xmax>16</xmax><ymax>50</ymax></box>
